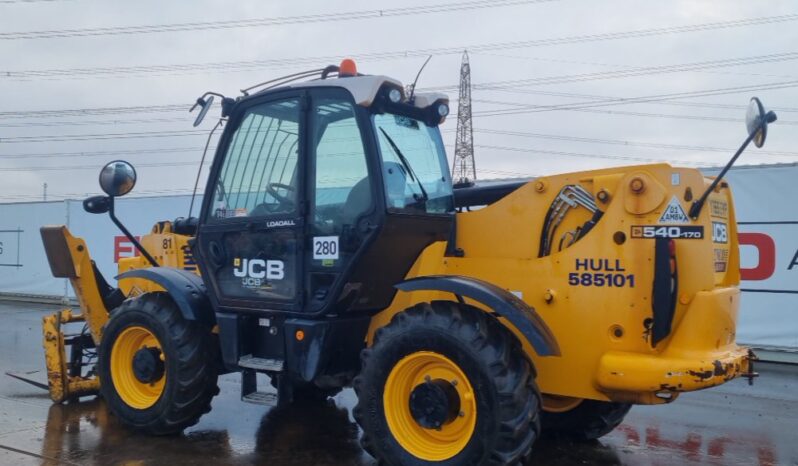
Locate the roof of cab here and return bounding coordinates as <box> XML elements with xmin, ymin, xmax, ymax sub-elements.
<box><xmin>287</xmin><ymin>74</ymin><xmax>405</xmax><ymax>107</ymax></box>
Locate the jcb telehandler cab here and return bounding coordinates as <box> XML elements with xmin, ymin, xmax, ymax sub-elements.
<box><xmin>32</xmin><ymin>60</ymin><xmax>773</xmax><ymax>465</ymax></box>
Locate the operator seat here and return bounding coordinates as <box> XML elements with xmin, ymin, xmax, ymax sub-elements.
<box><xmin>342</xmin><ymin>162</ymin><xmax>407</xmax><ymax>220</ymax></box>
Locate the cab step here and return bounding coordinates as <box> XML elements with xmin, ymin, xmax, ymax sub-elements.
<box><xmin>241</xmin><ymin>369</ymin><xmax>286</xmax><ymax>407</ymax></box>
<box><xmin>242</xmin><ymin>391</ymin><xmax>279</xmax><ymax>406</ymax></box>
<box><xmin>238</xmin><ymin>355</ymin><xmax>284</xmax><ymax>372</ymax></box>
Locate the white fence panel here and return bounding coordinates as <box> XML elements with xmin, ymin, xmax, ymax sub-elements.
<box><xmin>715</xmin><ymin>164</ymin><xmax>798</xmax><ymax>350</ymax></box>
<box><xmin>0</xmin><ymin>195</ymin><xmax>197</xmax><ymax>299</ymax></box>
<box><xmin>0</xmin><ymin>201</ymin><xmax>68</xmax><ymax>298</ymax></box>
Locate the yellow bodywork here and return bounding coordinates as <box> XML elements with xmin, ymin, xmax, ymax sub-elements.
<box><xmin>40</xmin><ymin>227</ymin><xmax>108</xmax><ymax>402</ymax></box>
<box><xmin>40</xmin><ymin>164</ymin><xmax>750</xmax><ymax>409</ymax></box>
<box><xmin>39</xmin><ymin>222</ymin><xmax>193</xmax><ymax>403</ymax></box>
<box><xmin>116</xmin><ymin>221</ymin><xmax>200</xmax><ymax>295</ymax></box>
<box><xmin>368</xmin><ymin>164</ymin><xmax>749</xmax><ymax>406</ymax></box>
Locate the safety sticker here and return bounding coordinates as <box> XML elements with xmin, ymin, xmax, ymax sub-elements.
<box><xmin>313</xmin><ymin>236</ymin><xmax>339</xmax><ymax>260</ymax></box>
<box><xmin>714</xmin><ymin>248</ymin><xmax>729</xmax><ymax>272</ymax></box>
<box><xmin>659</xmin><ymin>196</ymin><xmax>689</xmax><ymax>224</ymax></box>
<box><xmin>709</xmin><ymin>199</ymin><xmax>728</xmax><ymax>219</ymax></box>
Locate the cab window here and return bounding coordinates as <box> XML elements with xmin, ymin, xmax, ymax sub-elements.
<box><xmin>373</xmin><ymin>112</ymin><xmax>454</xmax><ymax>214</ymax></box>
<box><xmin>209</xmin><ymin>98</ymin><xmax>300</xmax><ymax>221</ymax></box>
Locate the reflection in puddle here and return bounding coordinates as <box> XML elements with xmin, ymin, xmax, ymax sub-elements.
<box><xmin>38</xmin><ymin>397</ymin><xmax>371</xmax><ymax>466</ymax></box>
<box><xmin>32</xmin><ymin>396</ymin><xmax>784</xmax><ymax>466</ymax></box>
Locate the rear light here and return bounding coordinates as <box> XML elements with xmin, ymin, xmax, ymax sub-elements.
<box><xmin>668</xmin><ymin>239</ymin><xmax>677</xmax><ymax>276</ymax></box>
<box><xmin>651</xmin><ymin>237</ymin><xmax>678</xmax><ymax>346</ymax></box>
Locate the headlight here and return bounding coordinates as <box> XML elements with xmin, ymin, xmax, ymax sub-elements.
<box><xmin>437</xmin><ymin>103</ymin><xmax>449</xmax><ymax>117</ymax></box>
<box><xmin>389</xmin><ymin>88</ymin><xmax>402</xmax><ymax>103</ymax></box>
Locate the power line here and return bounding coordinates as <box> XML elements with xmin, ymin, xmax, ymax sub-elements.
<box><xmin>0</xmin><ymin>160</ymin><xmax>208</xmax><ymax>172</ymax></box>
<box><xmin>0</xmin><ymin>116</ymin><xmax>189</xmax><ymax>128</ymax></box>
<box><xmin>0</xmin><ymin>0</ymin><xmax>555</xmax><ymax>40</ymax></box>
<box><xmin>0</xmin><ymin>146</ymin><xmax>205</xmax><ymax>159</ymax></box>
<box><xmin>0</xmin><ymin>104</ymin><xmax>186</xmax><ymax>119</ymax></box>
<box><xmin>473</xmin><ymin>128</ymin><xmax>798</xmax><ymax>158</ymax></box>
<box><xmin>5</xmin><ymin>14</ymin><xmax>797</xmax><ymax>79</ymax></box>
<box><xmin>462</xmin><ymin>51</ymin><xmax>798</xmax><ymax>90</ymax></box>
<box><xmin>475</xmin><ymin>144</ymin><xmax>710</xmax><ymax>166</ymax></box>
<box><xmin>5</xmin><ymin>48</ymin><xmax>798</xmax><ymax>124</ymax></box>
<box><xmin>471</xmin><ymin>98</ymin><xmax>798</xmax><ymax>125</ymax></box>
<box><xmin>0</xmin><ymin>0</ymin><xmax>73</xmax><ymax>4</ymax></box>
<box><xmin>0</xmin><ymin>129</ymin><xmax>209</xmax><ymax>143</ymax></box>
<box><xmin>471</xmin><ymin>49</ymin><xmax>798</xmax><ymax>82</ymax></box>
<box><xmin>471</xmin><ymin>80</ymin><xmax>798</xmax><ymax>117</ymax></box>
<box><xmin>473</xmin><ymin>89</ymin><xmax>798</xmax><ymax>113</ymax></box>
<box><xmin>4</xmin><ymin>74</ymin><xmax>796</xmax><ymax>125</ymax></box>
<box><xmin>0</xmin><ymin>187</ymin><xmax>197</xmax><ymax>202</ymax></box>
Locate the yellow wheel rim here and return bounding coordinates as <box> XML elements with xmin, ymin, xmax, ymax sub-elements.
<box><xmin>110</xmin><ymin>326</ymin><xmax>166</xmax><ymax>409</ymax></box>
<box><xmin>383</xmin><ymin>351</ymin><xmax>477</xmax><ymax>461</ymax></box>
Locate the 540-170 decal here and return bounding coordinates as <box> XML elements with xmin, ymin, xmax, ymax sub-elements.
<box><xmin>631</xmin><ymin>225</ymin><xmax>704</xmax><ymax>239</ymax></box>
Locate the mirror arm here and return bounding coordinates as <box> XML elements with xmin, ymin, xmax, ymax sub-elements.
<box><xmin>689</xmin><ymin>127</ymin><xmax>757</xmax><ymax>220</ymax></box>
<box><xmin>190</xmin><ymin>91</ymin><xmax>226</xmax><ymax>112</ymax></box>
<box><xmin>108</xmin><ymin>198</ymin><xmax>160</xmax><ymax>268</ymax></box>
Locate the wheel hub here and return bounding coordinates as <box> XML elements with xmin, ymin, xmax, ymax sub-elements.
<box><xmin>409</xmin><ymin>379</ymin><xmax>461</xmax><ymax>429</ymax></box>
<box><xmin>132</xmin><ymin>347</ymin><xmax>164</xmax><ymax>384</ymax></box>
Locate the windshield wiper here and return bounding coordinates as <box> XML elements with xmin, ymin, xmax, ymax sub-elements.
<box><xmin>379</xmin><ymin>127</ymin><xmax>428</xmax><ymax>202</ymax></box>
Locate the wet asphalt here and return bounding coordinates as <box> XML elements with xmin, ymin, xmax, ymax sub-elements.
<box><xmin>0</xmin><ymin>301</ymin><xmax>796</xmax><ymax>466</ymax></box>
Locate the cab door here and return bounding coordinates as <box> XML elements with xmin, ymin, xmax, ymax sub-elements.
<box><xmin>196</xmin><ymin>93</ymin><xmax>307</xmax><ymax>312</ymax></box>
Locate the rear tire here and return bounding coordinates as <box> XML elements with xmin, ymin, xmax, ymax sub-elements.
<box><xmin>542</xmin><ymin>400</ymin><xmax>631</xmax><ymax>440</ymax></box>
<box><xmin>353</xmin><ymin>301</ymin><xmax>541</xmax><ymax>465</ymax></box>
<box><xmin>98</xmin><ymin>293</ymin><xmax>219</xmax><ymax>435</ymax></box>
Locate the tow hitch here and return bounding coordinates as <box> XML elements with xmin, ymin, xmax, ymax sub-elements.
<box><xmin>741</xmin><ymin>348</ymin><xmax>759</xmax><ymax>386</ymax></box>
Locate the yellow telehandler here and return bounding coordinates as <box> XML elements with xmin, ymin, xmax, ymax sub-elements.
<box><xmin>28</xmin><ymin>59</ymin><xmax>770</xmax><ymax>465</ymax></box>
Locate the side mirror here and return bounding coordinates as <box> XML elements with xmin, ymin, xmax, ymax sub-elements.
<box><xmin>191</xmin><ymin>95</ymin><xmax>214</xmax><ymax>127</ymax></box>
<box><xmin>83</xmin><ymin>195</ymin><xmax>111</xmax><ymax>214</ymax></box>
<box><xmin>99</xmin><ymin>160</ymin><xmax>137</xmax><ymax>197</ymax></box>
<box><xmin>746</xmin><ymin>97</ymin><xmax>778</xmax><ymax>148</ymax></box>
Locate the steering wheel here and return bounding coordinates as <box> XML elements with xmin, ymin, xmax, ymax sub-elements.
<box><xmin>266</xmin><ymin>182</ymin><xmax>296</xmax><ymax>207</ymax></box>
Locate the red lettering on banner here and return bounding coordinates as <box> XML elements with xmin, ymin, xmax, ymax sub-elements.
<box><xmin>114</xmin><ymin>235</ymin><xmax>141</xmax><ymax>263</ymax></box>
<box><xmin>739</xmin><ymin>232</ymin><xmax>776</xmax><ymax>281</ymax></box>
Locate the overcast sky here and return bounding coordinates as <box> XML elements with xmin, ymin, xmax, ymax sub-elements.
<box><xmin>1</xmin><ymin>0</ymin><xmax>797</xmax><ymax>202</ymax></box>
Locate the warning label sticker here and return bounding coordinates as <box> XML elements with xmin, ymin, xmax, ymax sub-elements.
<box><xmin>659</xmin><ymin>196</ymin><xmax>689</xmax><ymax>224</ymax></box>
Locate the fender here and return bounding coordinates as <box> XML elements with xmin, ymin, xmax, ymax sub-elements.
<box><xmin>116</xmin><ymin>267</ymin><xmax>215</xmax><ymax>326</ymax></box>
<box><xmin>395</xmin><ymin>275</ymin><xmax>561</xmax><ymax>357</ymax></box>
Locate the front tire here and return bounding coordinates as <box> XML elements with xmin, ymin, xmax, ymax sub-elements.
<box><xmin>98</xmin><ymin>293</ymin><xmax>219</xmax><ymax>435</ymax></box>
<box><xmin>354</xmin><ymin>301</ymin><xmax>541</xmax><ymax>465</ymax></box>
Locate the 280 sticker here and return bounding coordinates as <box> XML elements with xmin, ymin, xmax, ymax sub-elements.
<box><xmin>313</xmin><ymin>236</ymin><xmax>339</xmax><ymax>260</ymax></box>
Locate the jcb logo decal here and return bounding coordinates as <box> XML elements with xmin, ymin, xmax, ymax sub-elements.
<box><xmin>233</xmin><ymin>258</ymin><xmax>285</xmax><ymax>280</ymax></box>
